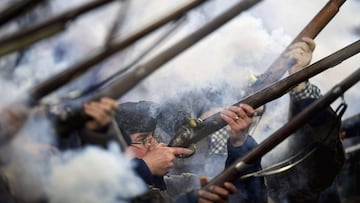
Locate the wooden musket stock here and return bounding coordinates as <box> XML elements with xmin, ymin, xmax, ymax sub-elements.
<box><xmin>249</xmin><ymin>0</ymin><xmax>346</xmax><ymax>93</ymax></box>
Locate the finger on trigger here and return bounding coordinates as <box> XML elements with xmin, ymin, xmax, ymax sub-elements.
<box><xmin>172</xmin><ymin>147</ymin><xmax>193</xmax><ymax>155</ymax></box>
<box><xmin>158</xmin><ymin>143</ymin><xmax>167</xmax><ymax>147</ymax></box>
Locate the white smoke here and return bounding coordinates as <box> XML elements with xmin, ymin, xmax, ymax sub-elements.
<box><xmin>117</xmin><ymin>0</ymin><xmax>360</xmax><ymax>142</ymax></box>
<box><xmin>118</xmin><ymin>0</ymin><xmax>360</xmax><ymax>119</ymax></box>
<box><xmin>0</xmin><ymin>0</ymin><xmax>359</xmax><ymax>201</ymax></box>
<box><xmin>0</xmin><ymin>107</ymin><xmax>145</xmax><ymax>202</ymax></box>
<box><xmin>46</xmin><ymin>146</ymin><xmax>145</xmax><ymax>203</ymax></box>
<box><xmin>110</xmin><ymin>0</ymin><xmax>360</xmax><ymax>177</ymax></box>
<box><xmin>0</xmin><ymin>1</ymin><xmax>147</xmax><ymax>202</ymax></box>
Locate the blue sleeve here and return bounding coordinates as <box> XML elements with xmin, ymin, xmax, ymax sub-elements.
<box><xmin>226</xmin><ymin>136</ymin><xmax>267</xmax><ymax>203</ymax></box>
<box><xmin>225</xmin><ymin>135</ymin><xmax>259</xmax><ymax>167</ymax></box>
<box><xmin>132</xmin><ymin>158</ymin><xmax>153</xmax><ymax>186</ymax></box>
<box><xmin>132</xmin><ymin>158</ymin><xmax>167</xmax><ymax>190</ymax></box>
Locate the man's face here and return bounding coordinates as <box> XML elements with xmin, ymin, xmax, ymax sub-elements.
<box><xmin>127</xmin><ymin>132</ymin><xmax>158</xmax><ymax>158</ymax></box>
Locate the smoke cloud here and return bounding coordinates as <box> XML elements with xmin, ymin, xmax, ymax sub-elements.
<box><xmin>0</xmin><ymin>0</ymin><xmax>359</xmax><ymax>202</ymax></box>
<box><xmin>46</xmin><ymin>146</ymin><xmax>145</xmax><ymax>203</ymax></box>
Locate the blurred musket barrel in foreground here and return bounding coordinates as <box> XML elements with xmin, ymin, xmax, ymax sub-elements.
<box><xmin>0</xmin><ymin>0</ymin><xmax>120</xmax><ymax>58</ymax></box>
<box><xmin>28</xmin><ymin>0</ymin><xmax>208</xmax><ymax>102</ymax></box>
<box><xmin>54</xmin><ymin>0</ymin><xmax>264</xmax><ymax>136</ymax></box>
<box><xmin>0</xmin><ymin>0</ymin><xmax>115</xmax><ymax>146</ymax></box>
<box><xmin>0</xmin><ymin>0</ymin><xmax>208</xmax><ymax>144</ymax></box>
<box><xmin>169</xmin><ymin>39</ymin><xmax>360</xmax><ymax>148</ymax></box>
<box><xmin>249</xmin><ymin>0</ymin><xmax>346</xmax><ymax>92</ymax></box>
<box><xmin>0</xmin><ymin>0</ymin><xmax>45</xmax><ymax>27</ymax></box>
<box><xmin>202</xmin><ymin>67</ymin><xmax>360</xmax><ymax>190</ymax></box>
<box><xmin>168</xmin><ymin>0</ymin><xmax>347</xmax><ymax>148</ymax></box>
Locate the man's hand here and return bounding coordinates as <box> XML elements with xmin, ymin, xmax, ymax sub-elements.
<box><xmin>285</xmin><ymin>37</ymin><xmax>316</xmax><ymax>92</ymax></box>
<box><xmin>286</xmin><ymin>37</ymin><xmax>316</xmax><ymax>74</ymax></box>
<box><xmin>220</xmin><ymin>103</ymin><xmax>255</xmax><ymax>147</ymax></box>
<box><xmin>142</xmin><ymin>143</ymin><xmax>193</xmax><ymax>176</ymax></box>
<box><xmin>84</xmin><ymin>97</ymin><xmax>118</xmax><ymax>130</ymax></box>
<box><xmin>198</xmin><ymin>176</ymin><xmax>236</xmax><ymax>203</ymax></box>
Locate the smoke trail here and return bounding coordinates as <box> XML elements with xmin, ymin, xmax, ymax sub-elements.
<box><xmin>46</xmin><ymin>146</ymin><xmax>145</xmax><ymax>203</ymax></box>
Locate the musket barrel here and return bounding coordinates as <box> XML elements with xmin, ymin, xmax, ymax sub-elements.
<box><xmin>28</xmin><ymin>0</ymin><xmax>208</xmax><ymax>103</ymax></box>
<box><xmin>0</xmin><ymin>0</ymin><xmax>45</xmax><ymax>27</ymax></box>
<box><xmin>293</xmin><ymin>0</ymin><xmax>346</xmax><ymax>41</ymax></box>
<box><xmin>0</xmin><ymin>0</ymin><xmax>209</xmax><ymax>144</ymax></box>
<box><xmin>91</xmin><ymin>0</ymin><xmax>263</xmax><ymax>101</ymax></box>
<box><xmin>0</xmin><ymin>0</ymin><xmax>118</xmax><ymax>57</ymax></box>
<box><xmin>168</xmin><ymin>0</ymin><xmax>349</xmax><ymax>148</ymax></box>
<box><xmin>171</xmin><ymin>39</ymin><xmax>360</xmax><ymax>148</ymax></box>
<box><xmin>249</xmin><ymin>0</ymin><xmax>346</xmax><ymax>93</ymax></box>
<box><xmin>203</xmin><ymin>66</ymin><xmax>360</xmax><ymax>189</ymax></box>
<box><xmin>53</xmin><ymin>0</ymin><xmax>263</xmax><ymax>136</ymax></box>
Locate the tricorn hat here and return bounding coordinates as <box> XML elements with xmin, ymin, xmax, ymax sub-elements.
<box><xmin>115</xmin><ymin>101</ymin><xmax>161</xmax><ymax>136</ymax></box>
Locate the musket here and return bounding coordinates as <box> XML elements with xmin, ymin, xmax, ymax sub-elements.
<box><xmin>28</xmin><ymin>0</ymin><xmax>208</xmax><ymax>102</ymax></box>
<box><xmin>0</xmin><ymin>0</ymin><xmax>45</xmax><ymax>27</ymax></box>
<box><xmin>249</xmin><ymin>0</ymin><xmax>346</xmax><ymax>93</ymax></box>
<box><xmin>201</xmin><ymin>66</ymin><xmax>360</xmax><ymax>189</ymax></box>
<box><xmin>0</xmin><ymin>0</ymin><xmax>209</xmax><ymax>145</ymax></box>
<box><xmin>53</xmin><ymin>0</ymin><xmax>264</xmax><ymax>136</ymax></box>
<box><xmin>0</xmin><ymin>0</ymin><xmax>120</xmax><ymax>57</ymax></box>
<box><xmin>168</xmin><ymin>39</ymin><xmax>360</xmax><ymax>148</ymax></box>
<box><xmin>168</xmin><ymin>0</ymin><xmax>347</xmax><ymax>147</ymax></box>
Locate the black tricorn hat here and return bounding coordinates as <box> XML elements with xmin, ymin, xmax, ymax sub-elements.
<box><xmin>115</xmin><ymin>101</ymin><xmax>161</xmax><ymax>136</ymax></box>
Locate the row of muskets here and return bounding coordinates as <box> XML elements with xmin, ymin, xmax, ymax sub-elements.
<box><xmin>0</xmin><ymin>0</ymin><xmax>359</xmax><ymax>192</ymax></box>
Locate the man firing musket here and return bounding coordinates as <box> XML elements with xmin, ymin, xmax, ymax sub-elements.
<box><xmin>47</xmin><ymin>0</ymin><xmax>358</xmax><ymax>201</ymax></box>
<box><xmin>0</xmin><ymin>0</ymin><xmax>264</xmax><ymax>202</ymax></box>
<box><xmin>0</xmin><ymin>0</ymin><xmax>354</xmax><ymax>202</ymax></box>
<box><xmin>66</xmin><ymin>34</ymin><xmax>320</xmax><ymax>203</ymax></box>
